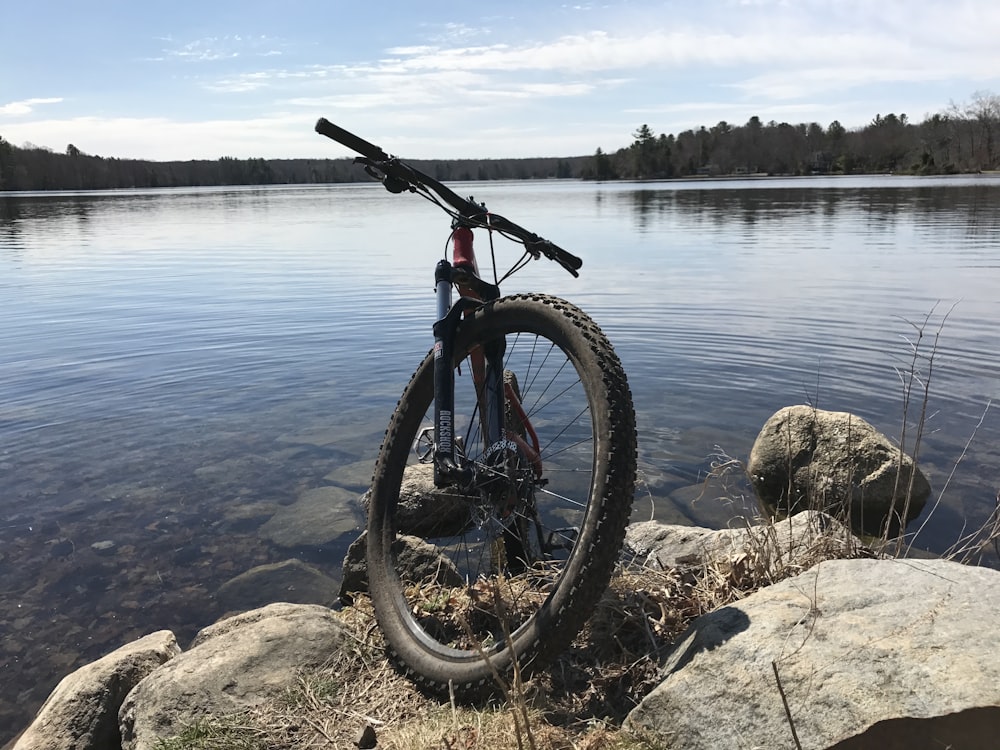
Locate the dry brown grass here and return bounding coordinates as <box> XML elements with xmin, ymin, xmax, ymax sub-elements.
<box><xmin>153</xmin><ymin>505</ymin><xmax>879</xmax><ymax>750</ymax></box>
<box><xmin>152</xmin><ymin>498</ymin><xmax>998</xmax><ymax>750</ymax></box>
<box><xmin>154</xmin><ymin>593</ymin><xmax>657</xmax><ymax>750</ymax></box>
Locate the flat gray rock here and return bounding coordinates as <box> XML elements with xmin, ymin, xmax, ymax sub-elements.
<box><xmin>624</xmin><ymin>557</ymin><xmax>1000</xmax><ymax>750</ymax></box>
<box><xmin>323</xmin><ymin>459</ymin><xmax>375</xmax><ymax>490</ymax></box>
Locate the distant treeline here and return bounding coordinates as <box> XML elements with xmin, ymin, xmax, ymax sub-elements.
<box><xmin>0</xmin><ymin>139</ymin><xmax>590</xmax><ymax>192</ymax></box>
<box><xmin>2</xmin><ymin>92</ymin><xmax>998</xmax><ymax>191</ymax></box>
<box><xmin>595</xmin><ymin>91</ymin><xmax>1000</xmax><ymax>180</ymax></box>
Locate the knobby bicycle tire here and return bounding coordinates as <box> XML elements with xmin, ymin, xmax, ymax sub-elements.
<box><xmin>366</xmin><ymin>293</ymin><xmax>637</xmax><ymax>698</ymax></box>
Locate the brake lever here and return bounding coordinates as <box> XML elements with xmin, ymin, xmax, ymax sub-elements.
<box><xmin>527</xmin><ymin>239</ymin><xmax>581</xmax><ymax>277</ymax></box>
<box><xmin>523</xmin><ymin>239</ymin><xmax>542</xmax><ymax>260</ymax></box>
<box><xmin>357</xmin><ymin>157</ymin><xmax>414</xmax><ymax>195</ymax></box>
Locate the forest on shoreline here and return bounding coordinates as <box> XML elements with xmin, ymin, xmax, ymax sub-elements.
<box><xmin>1</xmin><ymin>92</ymin><xmax>997</xmax><ymax>192</ymax></box>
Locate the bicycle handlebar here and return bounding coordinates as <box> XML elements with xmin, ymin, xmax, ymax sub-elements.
<box><xmin>315</xmin><ymin>117</ymin><xmax>582</xmax><ymax>276</ymax></box>
<box><xmin>315</xmin><ymin>118</ymin><xmax>390</xmax><ymax>162</ymax></box>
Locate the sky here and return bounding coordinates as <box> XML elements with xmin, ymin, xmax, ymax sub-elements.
<box><xmin>2</xmin><ymin>0</ymin><xmax>999</xmax><ymax>161</ymax></box>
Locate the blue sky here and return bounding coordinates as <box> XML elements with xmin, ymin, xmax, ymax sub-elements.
<box><xmin>2</xmin><ymin>0</ymin><xmax>999</xmax><ymax>161</ymax></box>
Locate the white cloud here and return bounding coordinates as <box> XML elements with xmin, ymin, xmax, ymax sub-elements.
<box><xmin>0</xmin><ymin>109</ymin><xmax>617</xmax><ymax>161</ymax></box>
<box><xmin>0</xmin><ymin>97</ymin><xmax>63</xmax><ymax>116</ymax></box>
<box><xmin>385</xmin><ymin>45</ymin><xmax>439</xmax><ymax>56</ymax></box>
<box><xmin>207</xmin><ymin>61</ymin><xmax>602</xmax><ymax>110</ymax></box>
<box><xmin>731</xmin><ymin>65</ymin><xmax>952</xmax><ymax>102</ymax></box>
<box><xmin>340</xmin><ymin>5</ymin><xmax>1000</xmax><ymax>87</ymax></box>
<box><xmin>161</xmin><ymin>34</ymin><xmax>288</xmax><ymax>63</ymax></box>
<box><xmin>185</xmin><ymin>0</ymin><xmax>1000</xmax><ymax>128</ymax></box>
<box><xmin>5</xmin><ymin>1</ymin><xmax>999</xmax><ymax>161</ymax></box>
<box><xmin>385</xmin><ymin>27</ymin><xmax>931</xmax><ymax>78</ymax></box>
<box><xmin>204</xmin><ymin>72</ymin><xmax>274</xmax><ymax>93</ymax></box>
<box><xmin>168</xmin><ymin>38</ymin><xmax>238</xmax><ymax>62</ymax></box>
<box><xmin>0</xmin><ymin>114</ymin><xmax>319</xmax><ymax>161</ymax></box>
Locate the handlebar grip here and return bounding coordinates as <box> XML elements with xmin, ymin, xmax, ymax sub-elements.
<box><xmin>315</xmin><ymin>118</ymin><xmax>390</xmax><ymax>161</ymax></box>
<box><xmin>554</xmin><ymin>246</ymin><xmax>583</xmax><ymax>272</ymax></box>
<box><xmin>534</xmin><ymin>240</ymin><xmax>582</xmax><ymax>276</ymax></box>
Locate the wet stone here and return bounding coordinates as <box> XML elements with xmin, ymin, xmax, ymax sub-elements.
<box><xmin>171</xmin><ymin>546</ymin><xmax>205</xmax><ymax>566</ymax></box>
<box><xmin>215</xmin><ymin>559</ymin><xmax>340</xmax><ymax>613</ymax></box>
<box><xmin>91</xmin><ymin>541</ymin><xmax>116</xmax><ymax>556</ymax></box>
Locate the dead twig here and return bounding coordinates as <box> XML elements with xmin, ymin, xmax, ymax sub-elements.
<box><xmin>771</xmin><ymin>661</ymin><xmax>803</xmax><ymax>750</ymax></box>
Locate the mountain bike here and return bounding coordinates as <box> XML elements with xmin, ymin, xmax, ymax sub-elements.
<box><xmin>316</xmin><ymin>118</ymin><xmax>637</xmax><ymax>697</ymax></box>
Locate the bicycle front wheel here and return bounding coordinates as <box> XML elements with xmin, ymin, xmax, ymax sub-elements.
<box><xmin>366</xmin><ymin>293</ymin><xmax>636</xmax><ymax>697</ymax></box>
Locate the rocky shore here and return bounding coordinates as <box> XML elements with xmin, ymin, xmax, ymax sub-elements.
<box><xmin>8</xmin><ymin>509</ymin><xmax>1000</xmax><ymax>750</ymax></box>
<box><xmin>7</xmin><ymin>405</ymin><xmax>999</xmax><ymax>749</ymax></box>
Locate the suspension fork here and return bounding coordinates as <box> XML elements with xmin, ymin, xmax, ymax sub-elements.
<box><xmin>432</xmin><ymin>239</ymin><xmax>505</xmax><ymax>488</ymax></box>
<box><xmin>432</xmin><ymin>259</ymin><xmax>478</xmax><ymax>487</ymax></box>
<box><xmin>431</xmin><ymin>225</ymin><xmax>544</xmax><ymax>488</ymax></box>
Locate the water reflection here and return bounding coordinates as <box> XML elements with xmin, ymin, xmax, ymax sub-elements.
<box><xmin>623</xmin><ymin>181</ymin><xmax>1000</xmax><ymax>242</ymax></box>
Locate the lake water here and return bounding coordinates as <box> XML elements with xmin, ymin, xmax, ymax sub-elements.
<box><xmin>2</xmin><ymin>176</ymin><xmax>999</xmax><ymax>739</ymax></box>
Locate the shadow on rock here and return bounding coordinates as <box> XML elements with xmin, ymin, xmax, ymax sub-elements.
<box><xmin>657</xmin><ymin>605</ymin><xmax>750</xmax><ymax>675</ymax></box>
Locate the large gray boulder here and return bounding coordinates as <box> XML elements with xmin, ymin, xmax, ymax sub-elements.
<box><xmin>13</xmin><ymin>631</ymin><xmax>179</xmax><ymax>750</ymax></box>
<box><xmin>747</xmin><ymin>405</ymin><xmax>931</xmax><ymax>535</ymax></box>
<box><xmin>119</xmin><ymin>603</ymin><xmax>348</xmax><ymax>750</ymax></box>
<box><xmin>624</xmin><ymin>557</ymin><xmax>1000</xmax><ymax>750</ymax></box>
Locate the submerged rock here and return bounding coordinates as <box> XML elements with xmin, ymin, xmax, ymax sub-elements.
<box><xmin>90</xmin><ymin>540</ymin><xmax>116</xmax><ymax>557</ymax></box>
<box><xmin>323</xmin><ymin>459</ymin><xmax>375</xmax><ymax>490</ymax></box>
<box><xmin>215</xmin><ymin>558</ymin><xmax>339</xmax><ymax>613</ymax></box>
<box><xmin>258</xmin><ymin>485</ymin><xmax>362</xmax><ymax>547</ymax></box>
